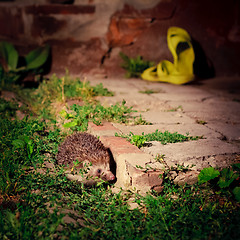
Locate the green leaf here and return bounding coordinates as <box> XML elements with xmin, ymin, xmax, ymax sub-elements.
<box><xmin>25</xmin><ymin>44</ymin><xmax>50</xmax><ymax>70</ymax></box>
<box><xmin>0</xmin><ymin>41</ymin><xmax>19</xmax><ymax>71</ymax></box>
<box><xmin>12</xmin><ymin>139</ymin><xmax>25</xmax><ymax>149</ymax></box>
<box><xmin>131</xmin><ymin>135</ymin><xmax>146</xmax><ymax>148</ymax></box>
<box><xmin>233</xmin><ymin>187</ymin><xmax>240</xmax><ymax>202</ymax></box>
<box><xmin>232</xmin><ymin>163</ymin><xmax>240</xmax><ymax>171</ymax></box>
<box><xmin>217</xmin><ymin>168</ymin><xmax>239</xmax><ymax>188</ymax></box>
<box><xmin>198</xmin><ymin>167</ymin><xmax>220</xmax><ymax>184</ymax></box>
<box><xmin>63</xmin><ymin>120</ymin><xmax>78</xmax><ymax>128</ymax></box>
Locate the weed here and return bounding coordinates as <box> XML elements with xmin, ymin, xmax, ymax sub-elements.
<box><xmin>130</xmin><ymin>135</ymin><xmax>147</xmax><ymax>148</ymax></box>
<box><xmin>198</xmin><ymin>165</ymin><xmax>240</xmax><ymax>202</ymax></box>
<box><xmin>132</xmin><ymin>114</ymin><xmax>152</xmax><ymax>125</ymax></box>
<box><xmin>139</xmin><ymin>88</ymin><xmax>165</xmax><ymax>95</ymax></box>
<box><xmin>119</xmin><ymin>52</ymin><xmax>155</xmax><ymax>78</ymax></box>
<box><xmin>116</xmin><ymin>130</ymin><xmax>202</xmax><ymax>148</ymax></box>
<box><xmin>196</xmin><ymin>119</ymin><xmax>207</xmax><ymax>125</ymax></box>
<box><xmin>0</xmin><ymin>41</ymin><xmax>50</xmax><ymax>89</ymax></box>
<box><xmin>166</xmin><ymin>105</ymin><xmax>183</xmax><ymax>112</ymax></box>
<box><xmin>144</xmin><ymin>130</ymin><xmax>202</xmax><ymax>144</ymax></box>
<box><xmin>61</xmin><ymin>100</ymin><xmax>137</xmax><ymax>131</ymax></box>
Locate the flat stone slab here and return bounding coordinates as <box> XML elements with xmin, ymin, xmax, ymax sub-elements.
<box><xmin>179</xmin><ymin>98</ymin><xmax>240</xmax><ymax>124</ymax></box>
<box><xmin>142</xmin><ymin>139</ymin><xmax>240</xmax><ymax>170</ymax></box>
<box><xmin>113</xmin><ymin>122</ymin><xmax>222</xmax><ymax>140</ymax></box>
<box><xmin>140</xmin><ymin>111</ymin><xmax>196</xmax><ymax>125</ymax></box>
<box><xmin>206</xmin><ymin>122</ymin><xmax>240</xmax><ymax>141</ymax></box>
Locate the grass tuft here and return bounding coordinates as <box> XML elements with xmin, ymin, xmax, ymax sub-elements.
<box><xmin>115</xmin><ymin>130</ymin><xmax>202</xmax><ymax>148</ymax></box>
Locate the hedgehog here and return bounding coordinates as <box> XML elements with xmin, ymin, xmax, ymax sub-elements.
<box><xmin>57</xmin><ymin>132</ymin><xmax>115</xmax><ymax>186</ymax></box>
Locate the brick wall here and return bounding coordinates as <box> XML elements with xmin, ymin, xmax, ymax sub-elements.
<box><xmin>0</xmin><ymin>0</ymin><xmax>239</xmax><ymax>77</ymax></box>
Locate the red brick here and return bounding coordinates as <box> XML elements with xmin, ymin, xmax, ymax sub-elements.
<box><xmin>107</xmin><ymin>16</ymin><xmax>150</xmax><ymax>47</ymax></box>
<box><xmin>88</xmin><ymin>122</ymin><xmax>117</xmax><ymax>132</ymax></box>
<box><xmin>100</xmin><ymin>136</ymin><xmax>142</xmax><ymax>155</ymax></box>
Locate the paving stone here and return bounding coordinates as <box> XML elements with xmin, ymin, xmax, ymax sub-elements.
<box><xmin>113</xmin><ymin>122</ymin><xmax>222</xmax><ymax>139</ymax></box>
<box><xmin>142</xmin><ymin>139</ymin><xmax>240</xmax><ymax>170</ymax></box>
<box><xmin>179</xmin><ymin>98</ymin><xmax>240</xmax><ymax>124</ymax></box>
<box><xmin>206</xmin><ymin>122</ymin><xmax>240</xmax><ymax>141</ymax></box>
<box><xmin>153</xmin><ymin>88</ymin><xmax>214</xmax><ymax>102</ymax></box>
<box><xmin>140</xmin><ymin>111</ymin><xmax>196</xmax><ymax>125</ymax></box>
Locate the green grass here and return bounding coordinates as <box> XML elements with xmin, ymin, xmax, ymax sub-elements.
<box><xmin>0</xmin><ymin>97</ymin><xmax>19</xmax><ymax>119</ymax></box>
<box><xmin>17</xmin><ymin>72</ymin><xmax>114</xmax><ymax>119</ymax></box>
<box><xmin>17</xmin><ymin>72</ymin><xmax>149</xmax><ymax>130</ymax></box>
<box><xmin>139</xmin><ymin>88</ymin><xmax>165</xmax><ymax>95</ymax></box>
<box><xmin>0</xmin><ymin>77</ymin><xmax>239</xmax><ymax>239</ymax></box>
<box><xmin>115</xmin><ymin>130</ymin><xmax>202</xmax><ymax>148</ymax></box>
<box><xmin>60</xmin><ymin>100</ymin><xmax>151</xmax><ymax>132</ymax></box>
<box><xmin>119</xmin><ymin>52</ymin><xmax>155</xmax><ymax>78</ymax></box>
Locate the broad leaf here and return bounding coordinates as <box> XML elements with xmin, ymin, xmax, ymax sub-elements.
<box><xmin>12</xmin><ymin>139</ymin><xmax>25</xmax><ymax>149</ymax></box>
<box><xmin>0</xmin><ymin>41</ymin><xmax>19</xmax><ymax>71</ymax></box>
<box><xmin>217</xmin><ymin>168</ymin><xmax>239</xmax><ymax>188</ymax></box>
<box><xmin>198</xmin><ymin>167</ymin><xmax>220</xmax><ymax>184</ymax></box>
<box><xmin>63</xmin><ymin>120</ymin><xmax>78</xmax><ymax>128</ymax></box>
<box><xmin>233</xmin><ymin>187</ymin><xmax>240</xmax><ymax>202</ymax></box>
<box><xmin>25</xmin><ymin>44</ymin><xmax>50</xmax><ymax>70</ymax></box>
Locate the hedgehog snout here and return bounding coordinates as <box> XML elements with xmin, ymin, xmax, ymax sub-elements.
<box><xmin>96</xmin><ymin>168</ymin><xmax>115</xmax><ymax>181</ymax></box>
<box><xmin>103</xmin><ymin>170</ymin><xmax>115</xmax><ymax>181</ymax></box>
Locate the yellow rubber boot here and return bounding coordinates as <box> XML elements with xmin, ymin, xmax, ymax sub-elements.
<box><xmin>141</xmin><ymin>27</ymin><xmax>195</xmax><ymax>85</ymax></box>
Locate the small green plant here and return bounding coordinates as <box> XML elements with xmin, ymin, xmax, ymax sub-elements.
<box><xmin>166</xmin><ymin>105</ymin><xmax>183</xmax><ymax>112</ymax></box>
<box><xmin>116</xmin><ymin>130</ymin><xmax>202</xmax><ymax>147</ymax></box>
<box><xmin>144</xmin><ymin>130</ymin><xmax>202</xmax><ymax>144</ymax></box>
<box><xmin>61</xmin><ymin>100</ymin><xmax>137</xmax><ymax>131</ymax></box>
<box><xmin>0</xmin><ymin>41</ymin><xmax>50</xmax><ymax>88</ymax></box>
<box><xmin>133</xmin><ymin>114</ymin><xmax>152</xmax><ymax>125</ymax></box>
<box><xmin>119</xmin><ymin>52</ymin><xmax>155</xmax><ymax>78</ymax></box>
<box><xmin>198</xmin><ymin>167</ymin><xmax>220</xmax><ymax>184</ymax></box>
<box><xmin>130</xmin><ymin>135</ymin><xmax>147</xmax><ymax>148</ymax></box>
<box><xmin>139</xmin><ymin>88</ymin><xmax>165</xmax><ymax>95</ymax></box>
<box><xmin>196</xmin><ymin>119</ymin><xmax>207</xmax><ymax>125</ymax></box>
<box><xmin>198</xmin><ymin>165</ymin><xmax>240</xmax><ymax>202</ymax></box>
<box><xmin>12</xmin><ymin>135</ymin><xmax>35</xmax><ymax>165</ymax></box>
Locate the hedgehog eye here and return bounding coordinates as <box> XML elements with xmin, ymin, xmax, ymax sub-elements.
<box><xmin>97</xmin><ymin>169</ymin><xmax>102</xmax><ymax>174</ymax></box>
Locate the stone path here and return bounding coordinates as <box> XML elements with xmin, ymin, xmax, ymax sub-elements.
<box><xmin>85</xmin><ymin>76</ymin><xmax>240</xmax><ymax>193</ymax></box>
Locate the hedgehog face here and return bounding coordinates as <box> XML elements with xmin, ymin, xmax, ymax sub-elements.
<box><xmin>85</xmin><ymin>161</ymin><xmax>115</xmax><ymax>182</ymax></box>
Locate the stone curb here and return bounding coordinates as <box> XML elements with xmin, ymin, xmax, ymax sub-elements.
<box><xmin>88</xmin><ymin>121</ymin><xmax>164</xmax><ymax>193</ymax></box>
